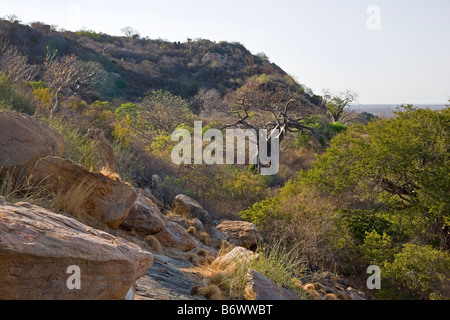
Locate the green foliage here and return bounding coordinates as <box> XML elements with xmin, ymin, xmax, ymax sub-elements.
<box><xmin>114</xmin><ymin>102</ymin><xmax>140</xmax><ymax>120</ymax></box>
<box><xmin>294</xmin><ymin>116</ymin><xmax>348</xmax><ymax>150</ymax></box>
<box><xmin>361</xmin><ymin>230</ymin><xmax>396</xmax><ymax>265</ymax></box>
<box><xmin>29</xmin><ymin>81</ymin><xmax>47</xmax><ymax>90</ymax></box>
<box><xmin>44</xmin><ymin>117</ymin><xmax>100</xmax><ymax>171</ymax></box>
<box><xmin>215</xmin><ymin>242</ymin><xmax>307</xmax><ymax>299</ymax></box>
<box><xmin>340</xmin><ymin>211</ymin><xmax>394</xmax><ymax>243</ymax></box>
<box><xmin>328</xmin><ymin>122</ymin><xmax>348</xmax><ymax>135</ymax></box>
<box><xmin>309</xmin><ymin>106</ymin><xmax>450</xmax><ymax>225</ymax></box>
<box><xmin>239</xmin><ymin>197</ymin><xmax>281</xmax><ymax>228</ymax></box>
<box><xmin>82</xmin><ymin>100</ymin><xmax>114</xmax><ymax>131</ymax></box>
<box><xmin>75</xmin><ymin>30</ymin><xmax>102</xmax><ymax>41</ymax></box>
<box><xmin>0</xmin><ymin>73</ymin><xmax>35</xmax><ymax>114</ymax></box>
<box><xmin>382</xmin><ymin>244</ymin><xmax>450</xmax><ymax>300</ymax></box>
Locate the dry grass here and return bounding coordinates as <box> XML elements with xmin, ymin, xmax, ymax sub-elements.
<box><xmin>146</xmin><ymin>235</ymin><xmax>163</xmax><ymax>254</ymax></box>
<box><xmin>50</xmin><ymin>177</ymin><xmax>94</xmax><ymax>214</ymax></box>
<box><xmin>99</xmin><ymin>165</ymin><xmax>121</xmax><ymax>182</ymax></box>
<box><xmin>187</xmin><ymin>226</ymin><xmax>197</xmax><ymax>236</ymax></box>
<box><xmin>187</xmin><ymin>242</ymin><xmax>308</xmax><ymax>300</ymax></box>
<box><xmin>197</xmin><ymin>231</ymin><xmax>211</xmax><ymax>246</ymax></box>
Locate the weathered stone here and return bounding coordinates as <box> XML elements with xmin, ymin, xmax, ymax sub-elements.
<box><xmin>29</xmin><ymin>156</ymin><xmax>137</xmax><ymax>229</ymax></box>
<box><xmin>244</xmin><ymin>269</ymin><xmax>301</xmax><ymax>300</ymax></box>
<box><xmin>212</xmin><ymin>246</ymin><xmax>258</xmax><ymax>269</ymax></box>
<box><xmin>154</xmin><ymin>221</ymin><xmax>196</xmax><ymax>252</ymax></box>
<box><xmin>120</xmin><ymin>193</ymin><xmax>167</xmax><ymax>234</ymax></box>
<box><xmin>173</xmin><ymin>194</ymin><xmax>211</xmax><ymax>224</ymax></box>
<box><xmin>206</xmin><ymin>225</ymin><xmax>229</xmax><ymax>248</ymax></box>
<box><xmin>216</xmin><ymin>220</ymin><xmax>263</xmax><ymax>249</ymax></box>
<box><xmin>0</xmin><ymin>200</ymin><xmax>153</xmax><ymax>300</ymax></box>
<box><xmin>0</xmin><ymin>110</ymin><xmax>63</xmax><ymax>178</ymax></box>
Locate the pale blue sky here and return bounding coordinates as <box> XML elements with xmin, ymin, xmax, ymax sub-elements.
<box><xmin>1</xmin><ymin>0</ymin><xmax>449</xmax><ymax>104</ymax></box>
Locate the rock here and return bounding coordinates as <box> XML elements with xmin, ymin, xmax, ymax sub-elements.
<box><xmin>169</xmin><ymin>215</ymin><xmax>206</xmax><ymax>233</ymax></box>
<box><xmin>191</xmin><ymin>218</ymin><xmax>206</xmax><ymax>233</ymax></box>
<box><xmin>0</xmin><ymin>110</ymin><xmax>63</xmax><ymax>178</ymax></box>
<box><xmin>135</xmin><ymin>255</ymin><xmax>201</xmax><ymax>300</ymax></box>
<box><xmin>141</xmin><ymin>187</ymin><xmax>164</xmax><ymax>207</ymax></box>
<box><xmin>216</xmin><ymin>220</ymin><xmax>263</xmax><ymax>250</ymax></box>
<box><xmin>0</xmin><ymin>200</ymin><xmax>153</xmax><ymax>300</ymax></box>
<box><xmin>244</xmin><ymin>269</ymin><xmax>301</xmax><ymax>300</ymax></box>
<box><xmin>154</xmin><ymin>221</ymin><xmax>196</xmax><ymax>252</ymax></box>
<box><xmin>346</xmin><ymin>287</ymin><xmax>366</xmax><ymax>300</ymax></box>
<box><xmin>151</xmin><ymin>174</ymin><xmax>163</xmax><ymax>190</ymax></box>
<box><xmin>212</xmin><ymin>246</ymin><xmax>258</xmax><ymax>269</ymax></box>
<box><xmin>173</xmin><ymin>194</ymin><xmax>211</xmax><ymax>224</ymax></box>
<box><xmin>206</xmin><ymin>225</ymin><xmax>229</xmax><ymax>248</ymax></box>
<box><xmin>28</xmin><ymin>156</ymin><xmax>137</xmax><ymax>229</ymax></box>
<box><xmin>86</xmin><ymin>127</ymin><xmax>119</xmax><ymax>174</ymax></box>
<box><xmin>120</xmin><ymin>192</ymin><xmax>166</xmax><ymax>235</ymax></box>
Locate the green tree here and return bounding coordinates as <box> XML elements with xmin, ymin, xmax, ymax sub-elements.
<box><xmin>309</xmin><ymin>106</ymin><xmax>450</xmax><ymax>248</ymax></box>
<box><xmin>322</xmin><ymin>89</ymin><xmax>358</xmax><ymax>123</ymax></box>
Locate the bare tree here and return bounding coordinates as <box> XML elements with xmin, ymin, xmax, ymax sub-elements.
<box><xmin>0</xmin><ymin>40</ymin><xmax>38</xmax><ymax>82</ymax></box>
<box><xmin>322</xmin><ymin>89</ymin><xmax>358</xmax><ymax>123</ymax></box>
<box><xmin>121</xmin><ymin>26</ymin><xmax>140</xmax><ymax>39</ymax></box>
<box><xmin>43</xmin><ymin>52</ymin><xmax>95</xmax><ymax>117</ymax></box>
<box><xmin>194</xmin><ymin>88</ymin><xmax>227</xmax><ymax>117</ymax></box>
<box><xmin>3</xmin><ymin>14</ymin><xmax>21</xmax><ymax>24</ymax></box>
<box><xmin>224</xmin><ymin>76</ymin><xmax>321</xmax><ymax>174</ymax></box>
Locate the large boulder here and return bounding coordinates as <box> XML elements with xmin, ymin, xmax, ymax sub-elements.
<box><xmin>173</xmin><ymin>194</ymin><xmax>211</xmax><ymax>225</ymax></box>
<box><xmin>120</xmin><ymin>192</ymin><xmax>167</xmax><ymax>235</ymax></box>
<box><xmin>216</xmin><ymin>220</ymin><xmax>263</xmax><ymax>250</ymax></box>
<box><xmin>206</xmin><ymin>225</ymin><xmax>230</xmax><ymax>248</ymax></box>
<box><xmin>0</xmin><ymin>198</ymin><xmax>153</xmax><ymax>300</ymax></box>
<box><xmin>244</xmin><ymin>269</ymin><xmax>301</xmax><ymax>300</ymax></box>
<box><xmin>0</xmin><ymin>110</ymin><xmax>63</xmax><ymax>178</ymax></box>
<box><xmin>28</xmin><ymin>156</ymin><xmax>137</xmax><ymax>229</ymax></box>
<box><xmin>154</xmin><ymin>221</ymin><xmax>196</xmax><ymax>252</ymax></box>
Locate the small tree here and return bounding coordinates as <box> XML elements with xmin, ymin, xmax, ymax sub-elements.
<box><xmin>43</xmin><ymin>51</ymin><xmax>95</xmax><ymax>117</ymax></box>
<box><xmin>121</xmin><ymin>26</ymin><xmax>140</xmax><ymax>39</ymax></box>
<box><xmin>0</xmin><ymin>40</ymin><xmax>38</xmax><ymax>83</ymax></box>
<box><xmin>322</xmin><ymin>89</ymin><xmax>358</xmax><ymax>123</ymax></box>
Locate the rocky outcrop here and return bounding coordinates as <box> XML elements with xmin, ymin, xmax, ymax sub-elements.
<box><xmin>173</xmin><ymin>194</ymin><xmax>211</xmax><ymax>224</ymax></box>
<box><xmin>86</xmin><ymin>127</ymin><xmax>119</xmax><ymax>174</ymax></box>
<box><xmin>244</xmin><ymin>269</ymin><xmax>301</xmax><ymax>300</ymax></box>
<box><xmin>0</xmin><ymin>198</ymin><xmax>153</xmax><ymax>300</ymax></box>
<box><xmin>216</xmin><ymin>220</ymin><xmax>263</xmax><ymax>250</ymax></box>
<box><xmin>153</xmin><ymin>221</ymin><xmax>196</xmax><ymax>252</ymax></box>
<box><xmin>0</xmin><ymin>110</ymin><xmax>63</xmax><ymax>178</ymax></box>
<box><xmin>120</xmin><ymin>192</ymin><xmax>167</xmax><ymax>235</ymax></box>
<box><xmin>28</xmin><ymin>156</ymin><xmax>137</xmax><ymax>229</ymax></box>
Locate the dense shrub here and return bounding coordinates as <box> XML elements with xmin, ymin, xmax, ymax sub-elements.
<box><xmin>382</xmin><ymin>244</ymin><xmax>450</xmax><ymax>300</ymax></box>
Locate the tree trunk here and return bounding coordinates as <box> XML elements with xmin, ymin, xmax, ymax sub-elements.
<box><xmin>49</xmin><ymin>92</ymin><xmax>59</xmax><ymax>119</ymax></box>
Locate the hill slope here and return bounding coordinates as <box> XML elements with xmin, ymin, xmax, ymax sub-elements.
<box><xmin>0</xmin><ymin>19</ymin><xmax>323</xmax><ymax>108</ymax></box>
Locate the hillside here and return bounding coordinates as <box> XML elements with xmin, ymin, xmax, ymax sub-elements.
<box><xmin>0</xmin><ymin>19</ymin><xmax>324</xmax><ymax>106</ymax></box>
<box><xmin>0</xmin><ymin>19</ymin><xmax>448</xmax><ymax>302</ymax></box>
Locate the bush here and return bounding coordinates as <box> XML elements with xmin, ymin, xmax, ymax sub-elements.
<box><xmin>341</xmin><ymin>211</ymin><xmax>394</xmax><ymax>243</ymax></box>
<box><xmin>0</xmin><ymin>73</ymin><xmax>35</xmax><ymax>114</ymax></box>
<box><xmin>44</xmin><ymin>117</ymin><xmax>101</xmax><ymax>171</ymax></box>
<box><xmin>240</xmin><ymin>197</ymin><xmax>281</xmax><ymax>228</ymax></box>
<box><xmin>382</xmin><ymin>244</ymin><xmax>450</xmax><ymax>300</ymax></box>
<box><xmin>207</xmin><ymin>242</ymin><xmax>307</xmax><ymax>299</ymax></box>
<box><xmin>361</xmin><ymin>230</ymin><xmax>397</xmax><ymax>265</ymax></box>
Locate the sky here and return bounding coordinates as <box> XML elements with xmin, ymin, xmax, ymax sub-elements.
<box><xmin>1</xmin><ymin>0</ymin><xmax>449</xmax><ymax>104</ymax></box>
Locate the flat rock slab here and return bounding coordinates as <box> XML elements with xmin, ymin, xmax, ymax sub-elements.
<box><xmin>135</xmin><ymin>255</ymin><xmax>201</xmax><ymax>300</ymax></box>
<box><xmin>0</xmin><ymin>199</ymin><xmax>153</xmax><ymax>300</ymax></box>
